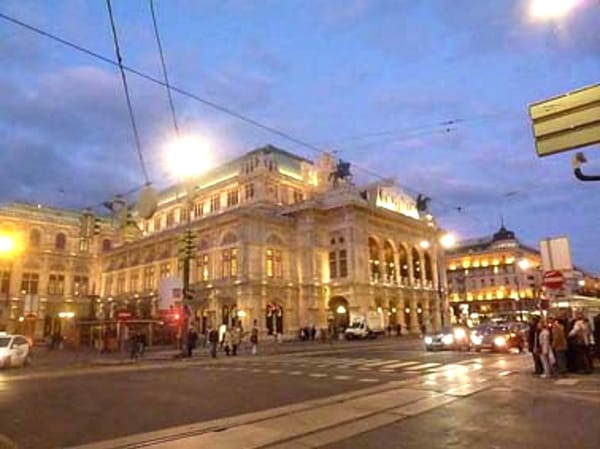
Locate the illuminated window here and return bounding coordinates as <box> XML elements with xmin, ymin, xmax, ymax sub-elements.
<box><xmin>244</xmin><ymin>183</ymin><xmax>255</xmax><ymax>200</ymax></box>
<box><xmin>220</xmin><ymin>248</ymin><xmax>237</xmax><ymax>278</ymax></box>
<box><xmin>0</xmin><ymin>270</ymin><xmax>10</xmax><ymax>295</ymax></box>
<box><xmin>384</xmin><ymin>242</ymin><xmax>395</xmax><ymax>281</ymax></box>
<box><xmin>198</xmin><ymin>254</ymin><xmax>210</xmax><ymax>281</ymax></box>
<box><xmin>116</xmin><ymin>274</ymin><xmax>126</xmax><ymax>295</ymax></box>
<box><xmin>266</xmin><ymin>248</ymin><xmax>283</xmax><ymax>279</ymax></box>
<box><xmin>329</xmin><ymin>251</ymin><xmax>337</xmax><ymax>278</ymax></box>
<box><xmin>73</xmin><ymin>275</ymin><xmax>89</xmax><ymax>297</ymax></box>
<box><xmin>369</xmin><ymin>238</ymin><xmax>381</xmax><ymax>280</ymax></box>
<box><xmin>159</xmin><ymin>263</ymin><xmax>171</xmax><ymax>279</ymax></box>
<box><xmin>143</xmin><ymin>266</ymin><xmax>155</xmax><ymax>290</ymax></box>
<box><xmin>210</xmin><ymin>195</ymin><xmax>220</xmax><ymax>213</ymax></box>
<box><xmin>194</xmin><ymin>201</ymin><xmax>204</xmax><ymax>218</ymax></box>
<box><xmin>47</xmin><ymin>274</ymin><xmax>65</xmax><ymax>295</ymax></box>
<box><xmin>166</xmin><ymin>211</ymin><xmax>175</xmax><ymax>227</ymax></box>
<box><xmin>339</xmin><ymin>249</ymin><xmax>348</xmax><ymax>278</ymax></box>
<box><xmin>227</xmin><ymin>190</ymin><xmax>239</xmax><ymax>207</ymax></box>
<box><xmin>153</xmin><ymin>215</ymin><xmax>162</xmax><ymax>231</ymax></box>
<box><xmin>180</xmin><ymin>207</ymin><xmax>190</xmax><ymax>223</ymax></box>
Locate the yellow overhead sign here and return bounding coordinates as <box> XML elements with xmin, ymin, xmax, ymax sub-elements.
<box><xmin>529</xmin><ymin>83</ymin><xmax>600</xmax><ymax>157</ymax></box>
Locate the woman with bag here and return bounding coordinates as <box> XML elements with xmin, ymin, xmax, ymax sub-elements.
<box><xmin>539</xmin><ymin>320</ymin><xmax>553</xmax><ymax>378</ymax></box>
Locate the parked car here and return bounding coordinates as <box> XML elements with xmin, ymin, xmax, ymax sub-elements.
<box><xmin>470</xmin><ymin>325</ymin><xmax>525</xmax><ymax>353</ymax></box>
<box><xmin>424</xmin><ymin>326</ymin><xmax>470</xmax><ymax>351</ymax></box>
<box><xmin>0</xmin><ymin>332</ymin><xmax>32</xmax><ymax>368</ymax></box>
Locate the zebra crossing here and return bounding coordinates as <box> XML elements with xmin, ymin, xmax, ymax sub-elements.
<box><xmin>243</xmin><ymin>355</ymin><xmax>486</xmax><ymax>375</ymax></box>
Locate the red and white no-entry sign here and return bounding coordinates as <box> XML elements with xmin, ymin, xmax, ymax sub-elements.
<box><xmin>543</xmin><ymin>270</ymin><xmax>565</xmax><ymax>289</ymax></box>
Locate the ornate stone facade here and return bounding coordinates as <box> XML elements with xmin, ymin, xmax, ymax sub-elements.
<box><xmin>1</xmin><ymin>145</ymin><xmax>447</xmax><ymax>339</ymax></box>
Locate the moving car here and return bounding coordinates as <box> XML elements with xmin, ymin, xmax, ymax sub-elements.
<box><xmin>424</xmin><ymin>326</ymin><xmax>470</xmax><ymax>351</ymax></box>
<box><xmin>0</xmin><ymin>333</ymin><xmax>32</xmax><ymax>368</ymax></box>
<box><xmin>470</xmin><ymin>324</ymin><xmax>525</xmax><ymax>353</ymax></box>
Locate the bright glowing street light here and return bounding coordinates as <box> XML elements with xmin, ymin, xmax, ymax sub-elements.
<box><xmin>166</xmin><ymin>136</ymin><xmax>213</xmax><ymax>180</ymax></box>
<box><xmin>440</xmin><ymin>233</ymin><xmax>456</xmax><ymax>249</ymax></box>
<box><xmin>530</xmin><ymin>0</ymin><xmax>579</xmax><ymax>20</ymax></box>
<box><xmin>0</xmin><ymin>235</ymin><xmax>16</xmax><ymax>254</ymax></box>
<box><xmin>419</xmin><ymin>240</ymin><xmax>431</xmax><ymax>249</ymax></box>
<box><xmin>518</xmin><ymin>259</ymin><xmax>531</xmax><ymax>271</ymax></box>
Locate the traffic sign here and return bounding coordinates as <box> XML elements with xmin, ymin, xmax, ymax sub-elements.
<box><xmin>543</xmin><ymin>270</ymin><xmax>565</xmax><ymax>289</ymax></box>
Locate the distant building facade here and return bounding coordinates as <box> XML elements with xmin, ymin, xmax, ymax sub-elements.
<box><xmin>445</xmin><ymin>226</ymin><xmax>543</xmax><ymax>323</ymax></box>
<box><xmin>1</xmin><ymin>145</ymin><xmax>448</xmax><ymax>339</ymax></box>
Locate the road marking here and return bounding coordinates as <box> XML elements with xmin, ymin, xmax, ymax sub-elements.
<box><xmin>333</xmin><ymin>375</ymin><xmax>352</xmax><ymax>380</ymax></box>
<box><xmin>268</xmin><ymin>369</ymin><xmax>282</xmax><ymax>374</ymax></box>
<box><xmin>251</xmin><ymin>368</ymin><xmax>263</xmax><ymax>373</ymax></box>
<box><xmin>382</xmin><ymin>361</ymin><xmax>421</xmax><ymax>369</ymax></box>
<box><xmin>233</xmin><ymin>367</ymin><xmax>246</xmax><ymax>371</ymax></box>
<box><xmin>498</xmin><ymin>371</ymin><xmax>512</xmax><ymax>377</ymax></box>
<box><xmin>362</xmin><ymin>359</ymin><xmax>393</xmax><ymax>367</ymax></box>
<box><xmin>309</xmin><ymin>373</ymin><xmax>328</xmax><ymax>378</ymax></box>
<box><xmin>555</xmin><ymin>378</ymin><xmax>579</xmax><ymax>386</ymax></box>
<box><xmin>405</xmin><ymin>362</ymin><xmax>441</xmax><ymax>371</ymax></box>
<box><xmin>288</xmin><ymin>371</ymin><xmax>303</xmax><ymax>375</ymax></box>
<box><xmin>358</xmin><ymin>378</ymin><xmax>380</xmax><ymax>383</ymax></box>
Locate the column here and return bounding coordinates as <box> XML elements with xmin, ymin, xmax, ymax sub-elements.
<box><xmin>422</xmin><ymin>297</ymin><xmax>432</xmax><ymax>332</ymax></box>
<box><xmin>409</xmin><ymin>294</ymin><xmax>419</xmax><ymax>334</ymax></box>
<box><xmin>398</xmin><ymin>297</ymin><xmax>407</xmax><ymax>335</ymax></box>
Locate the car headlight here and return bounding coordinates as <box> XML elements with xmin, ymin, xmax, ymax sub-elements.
<box><xmin>494</xmin><ymin>336</ymin><xmax>507</xmax><ymax>347</ymax></box>
<box><xmin>424</xmin><ymin>336</ymin><xmax>433</xmax><ymax>345</ymax></box>
<box><xmin>442</xmin><ymin>334</ymin><xmax>454</xmax><ymax>345</ymax></box>
<box><xmin>454</xmin><ymin>328</ymin><xmax>467</xmax><ymax>340</ymax></box>
<box><xmin>471</xmin><ymin>334</ymin><xmax>482</xmax><ymax>345</ymax></box>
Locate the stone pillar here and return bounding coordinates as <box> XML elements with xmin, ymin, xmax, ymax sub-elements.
<box><xmin>432</xmin><ymin>293</ymin><xmax>442</xmax><ymax>332</ymax></box>
<box><xmin>398</xmin><ymin>296</ymin><xmax>407</xmax><ymax>334</ymax></box>
<box><xmin>393</xmin><ymin>250</ymin><xmax>400</xmax><ymax>285</ymax></box>
<box><xmin>409</xmin><ymin>293</ymin><xmax>419</xmax><ymax>334</ymax></box>
<box><xmin>422</xmin><ymin>297</ymin><xmax>432</xmax><ymax>332</ymax></box>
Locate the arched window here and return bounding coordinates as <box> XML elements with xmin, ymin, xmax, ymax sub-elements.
<box><xmin>424</xmin><ymin>252</ymin><xmax>433</xmax><ymax>282</ymax></box>
<box><xmin>29</xmin><ymin>229</ymin><xmax>42</xmax><ymax>248</ymax></box>
<box><xmin>412</xmin><ymin>247</ymin><xmax>421</xmax><ymax>280</ymax></box>
<box><xmin>102</xmin><ymin>239</ymin><xmax>112</xmax><ymax>252</ymax></box>
<box><xmin>398</xmin><ymin>245</ymin><xmax>409</xmax><ymax>280</ymax></box>
<box><xmin>55</xmin><ymin>233</ymin><xmax>66</xmax><ymax>250</ymax></box>
<box><xmin>368</xmin><ymin>237</ymin><xmax>381</xmax><ymax>280</ymax></box>
<box><xmin>384</xmin><ymin>241</ymin><xmax>395</xmax><ymax>282</ymax></box>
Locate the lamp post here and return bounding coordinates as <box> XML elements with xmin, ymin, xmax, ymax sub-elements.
<box><xmin>438</xmin><ymin>233</ymin><xmax>456</xmax><ymax>328</ymax></box>
<box><xmin>166</xmin><ymin>136</ymin><xmax>211</xmax><ymax>355</ymax></box>
<box><xmin>515</xmin><ymin>259</ymin><xmax>530</xmax><ymax>322</ymax></box>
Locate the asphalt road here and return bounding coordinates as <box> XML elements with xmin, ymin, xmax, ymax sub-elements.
<box><xmin>0</xmin><ymin>339</ymin><xmax>597</xmax><ymax>449</ymax></box>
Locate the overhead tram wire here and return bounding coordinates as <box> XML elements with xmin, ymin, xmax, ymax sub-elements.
<box><xmin>149</xmin><ymin>0</ymin><xmax>180</xmax><ymax>139</ymax></box>
<box><xmin>105</xmin><ymin>0</ymin><xmax>150</xmax><ymax>186</ymax></box>
<box><xmin>0</xmin><ymin>10</ymin><xmax>487</xmax><ymax>226</ymax></box>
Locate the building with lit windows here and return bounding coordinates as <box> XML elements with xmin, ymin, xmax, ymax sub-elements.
<box><xmin>0</xmin><ymin>203</ymin><xmax>117</xmax><ymax>338</ymax></box>
<box><xmin>1</xmin><ymin>145</ymin><xmax>449</xmax><ymax>340</ymax></box>
<box><xmin>445</xmin><ymin>226</ymin><xmax>543</xmax><ymax>323</ymax></box>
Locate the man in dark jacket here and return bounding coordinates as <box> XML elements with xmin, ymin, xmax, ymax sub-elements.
<box><xmin>208</xmin><ymin>326</ymin><xmax>219</xmax><ymax>358</ymax></box>
<box><xmin>528</xmin><ymin>316</ymin><xmax>542</xmax><ymax>375</ymax></box>
<box><xmin>187</xmin><ymin>327</ymin><xmax>198</xmax><ymax>358</ymax></box>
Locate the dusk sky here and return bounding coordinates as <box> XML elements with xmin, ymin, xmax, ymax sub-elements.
<box><xmin>0</xmin><ymin>0</ymin><xmax>598</xmax><ymax>272</ymax></box>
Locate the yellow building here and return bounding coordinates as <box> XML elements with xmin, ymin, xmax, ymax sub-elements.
<box><xmin>445</xmin><ymin>226</ymin><xmax>543</xmax><ymax>323</ymax></box>
<box><xmin>1</xmin><ymin>145</ymin><xmax>449</xmax><ymax>340</ymax></box>
<box><xmin>0</xmin><ymin>203</ymin><xmax>117</xmax><ymax>339</ymax></box>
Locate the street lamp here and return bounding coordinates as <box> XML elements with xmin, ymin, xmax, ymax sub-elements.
<box><xmin>437</xmin><ymin>232</ymin><xmax>456</xmax><ymax>328</ymax></box>
<box><xmin>166</xmin><ymin>135</ymin><xmax>212</xmax><ymax>354</ymax></box>
<box><xmin>529</xmin><ymin>0</ymin><xmax>579</xmax><ymax>20</ymax></box>
<box><xmin>515</xmin><ymin>259</ymin><xmax>531</xmax><ymax>322</ymax></box>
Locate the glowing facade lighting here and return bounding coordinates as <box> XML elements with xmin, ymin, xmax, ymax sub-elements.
<box><xmin>518</xmin><ymin>259</ymin><xmax>531</xmax><ymax>271</ymax></box>
<box><xmin>530</xmin><ymin>0</ymin><xmax>579</xmax><ymax>20</ymax></box>
<box><xmin>440</xmin><ymin>233</ymin><xmax>456</xmax><ymax>249</ymax></box>
<box><xmin>336</xmin><ymin>305</ymin><xmax>347</xmax><ymax>314</ymax></box>
<box><xmin>0</xmin><ymin>235</ymin><xmax>16</xmax><ymax>254</ymax></box>
<box><xmin>419</xmin><ymin>240</ymin><xmax>430</xmax><ymax>249</ymax></box>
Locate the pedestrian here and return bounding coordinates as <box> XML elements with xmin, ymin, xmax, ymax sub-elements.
<box><xmin>539</xmin><ymin>320</ymin><xmax>552</xmax><ymax>378</ymax></box>
<box><xmin>310</xmin><ymin>324</ymin><xmax>316</xmax><ymax>341</ymax></box>
<box><xmin>223</xmin><ymin>327</ymin><xmax>232</xmax><ymax>356</ymax></box>
<box><xmin>231</xmin><ymin>325</ymin><xmax>242</xmax><ymax>356</ymax></box>
<box><xmin>187</xmin><ymin>327</ymin><xmax>198</xmax><ymax>358</ymax></box>
<box><xmin>569</xmin><ymin>314</ymin><xmax>593</xmax><ymax>374</ymax></box>
<box><xmin>551</xmin><ymin>318</ymin><xmax>568</xmax><ymax>375</ymax></box>
<box><xmin>250</xmin><ymin>320</ymin><xmax>259</xmax><ymax>355</ymax></box>
<box><xmin>387</xmin><ymin>324</ymin><xmax>392</xmax><ymax>337</ymax></box>
<box><xmin>528</xmin><ymin>316</ymin><xmax>543</xmax><ymax>375</ymax></box>
<box><xmin>396</xmin><ymin>323</ymin><xmax>402</xmax><ymax>336</ymax></box>
<box><xmin>208</xmin><ymin>325</ymin><xmax>219</xmax><ymax>358</ymax></box>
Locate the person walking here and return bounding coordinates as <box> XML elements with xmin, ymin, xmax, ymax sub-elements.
<box><xmin>569</xmin><ymin>314</ymin><xmax>593</xmax><ymax>374</ymax></box>
<box><xmin>528</xmin><ymin>316</ymin><xmax>543</xmax><ymax>375</ymax></box>
<box><xmin>223</xmin><ymin>327</ymin><xmax>232</xmax><ymax>356</ymax></box>
<box><xmin>187</xmin><ymin>327</ymin><xmax>198</xmax><ymax>358</ymax></box>
<box><xmin>208</xmin><ymin>325</ymin><xmax>219</xmax><ymax>359</ymax></box>
<box><xmin>250</xmin><ymin>320</ymin><xmax>259</xmax><ymax>355</ymax></box>
<box><xmin>231</xmin><ymin>325</ymin><xmax>242</xmax><ymax>356</ymax></box>
<box><xmin>594</xmin><ymin>313</ymin><xmax>600</xmax><ymax>360</ymax></box>
<box><xmin>551</xmin><ymin>318</ymin><xmax>568</xmax><ymax>375</ymax></box>
<box><xmin>539</xmin><ymin>320</ymin><xmax>552</xmax><ymax>378</ymax></box>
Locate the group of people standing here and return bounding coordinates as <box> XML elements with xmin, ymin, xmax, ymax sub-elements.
<box><xmin>529</xmin><ymin>312</ymin><xmax>597</xmax><ymax>378</ymax></box>
<box><xmin>206</xmin><ymin>320</ymin><xmax>260</xmax><ymax>358</ymax></box>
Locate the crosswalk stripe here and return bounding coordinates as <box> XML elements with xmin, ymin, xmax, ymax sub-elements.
<box><xmin>405</xmin><ymin>362</ymin><xmax>441</xmax><ymax>371</ymax></box>
<box><xmin>333</xmin><ymin>375</ymin><xmax>352</xmax><ymax>380</ymax></box>
<box><xmin>309</xmin><ymin>373</ymin><xmax>328</xmax><ymax>378</ymax></box>
<box><xmin>379</xmin><ymin>361</ymin><xmax>420</xmax><ymax>369</ymax></box>
<box><xmin>362</xmin><ymin>359</ymin><xmax>392</xmax><ymax>367</ymax></box>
